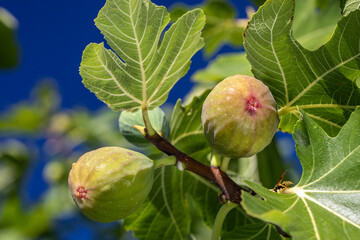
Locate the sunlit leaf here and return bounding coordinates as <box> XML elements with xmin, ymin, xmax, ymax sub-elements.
<box><xmin>241</xmin><ymin>108</ymin><xmax>360</xmax><ymax>239</ymax></box>
<box><xmin>191</xmin><ymin>0</ymin><xmax>345</xmax><ymax>87</ymax></box>
<box><xmin>244</xmin><ymin>0</ymin><xmax>360</xmax><ymax>136</ymax></box>
<box><xmin>340</xmin><ymin>0</ymin><xmax>360</xmax><ymax>15</ymax></box>
<box><xmin>80</xmin><ymin>0</ymin><xmax>205</xmax><ymax>111</ymax></box>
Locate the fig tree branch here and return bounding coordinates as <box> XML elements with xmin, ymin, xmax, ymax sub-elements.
<box><xmin>144</xmin><ymin>129</ymin><xmax>248</xmax><ymax>204</ymax></box>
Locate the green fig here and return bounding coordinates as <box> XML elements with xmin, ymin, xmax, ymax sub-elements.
<box><xmin>201</xmin><ymin>75</ymin><xmax>279</xmax><ymax>158</ymax></box>
<box><xmin>68</xmin><ymin>147</ymin><xmax>154</xmax><ymax>223</ymax></box>
<box><xmin>119</xmin><ymin>107</ymin><xmax>168</xmax><ymax>147</ymax></box>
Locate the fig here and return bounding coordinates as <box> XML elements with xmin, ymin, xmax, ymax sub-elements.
<box><xmin>201</xmin><ymin>75</ymin><xmax>279</xmax><ymax>158</ymax></box>
<box><xmin>119</xmin><ymin>107</ymin><xmax>168</xmax><ymax>147</ymax></box>
<box><xmin>68</xmin><ymin>147</ymin><xmax>154</xmax><ymax>223</ymax></box>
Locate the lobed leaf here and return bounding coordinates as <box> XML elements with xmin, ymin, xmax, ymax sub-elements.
<box><xmin>241</xmin><ymin>107</ymin><xmax>360</xmax><ymax>239</ymax></box>
<box><xmin>191</xmin><ymin>0</ymin><xmax>343</xmax><ymax>86</ymax></box>
<box><xmin>244</xmin><ymin>0</ymin><xmax>360</xmax><ymax>136</ymax></box>
<box><xmin>170</xmin><ymin>0</ymin><xmax>246</xmax><ymax>56</ymax></box>
<box><xmin>80</xmin><ymin>0</ymin><xmax>205</xmax><ymax>111</ymax></box>
<box><xmin>192</xmin><ymin>53</ymin><xmax>252</xmax><ymax>83</ymax></box>
<box><xmin>293</xmin><ymin>0</ymin><xmax>341</xmax><ymax>50</ymax></box>
<box><xmin>222</xmin><ymin>223</ymin><xmax>282</xmax><ymax>240</ymax></box>
<box><xmin>340</xmin><ymin>0</ymin><xmax>360</xmax><ymax>15</ymax></box>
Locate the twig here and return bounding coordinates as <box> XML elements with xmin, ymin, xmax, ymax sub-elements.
<box><xmin>145</xmin><ymin>130</ymin><xmax>247</xmax><ymax>204</ymax></box>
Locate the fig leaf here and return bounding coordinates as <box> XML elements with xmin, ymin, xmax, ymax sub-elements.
<box><xmin>244</xmin><ymin>0</ymin><xmax>360</xmax><ymax>136</ymax></box>
<box><xmin>80</xmin><ymin>0</ymin><xmax>205</xmax><ymax>112</ymax></box>
<box><xmin>241</xmin><ymin>108</ymin><xmax>360</xmax><ymax>239</ymax></box>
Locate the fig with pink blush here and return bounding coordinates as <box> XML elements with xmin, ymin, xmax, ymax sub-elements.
<box><xmin>201</xmin><ymin>75</ymin><xmax>279</xmax><ymax>158</ymax></box>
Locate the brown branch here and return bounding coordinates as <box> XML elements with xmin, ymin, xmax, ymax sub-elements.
<box><xmin>145</xmin><ymin>130</ymin><xmax>247</xmax><ymax>204</ymax></box>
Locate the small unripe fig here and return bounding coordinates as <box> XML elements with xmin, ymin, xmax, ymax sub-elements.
<box><xmin>68</xmin><ymin>147</ymin><xmax>154</xmax><ymax>223</ymax></box>
<box><xmin>201</xmin><ymin>75</ymin><xmax>279</xmax><ymax>158</ymax></box>
<box><xmin>119</xmin><ymin>107</ymin><xmax>168</xmax><ymax>148</ymax></box>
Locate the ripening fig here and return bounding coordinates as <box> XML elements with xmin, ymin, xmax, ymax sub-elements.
<box><xmin>68</xmin><ymin>147</ymin><xmax>154</xmax><ymax>223</ymax></box>
<box><xmin>201</xmin><ymin>75</ymin><xmax>279</xmax><ymax>158</ymax></box>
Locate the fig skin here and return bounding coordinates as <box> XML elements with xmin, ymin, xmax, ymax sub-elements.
<box><xmin>68</xmin><ymin>147</ymin><xmax>154</xmax><ymax>223</ymax></box>
<box><xmin>201</xmin><ymin>75</ymin><xmax>279</xmax><ymax>158</ymax></box>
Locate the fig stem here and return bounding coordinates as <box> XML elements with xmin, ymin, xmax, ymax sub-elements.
<box><xmin>144</xmin><ymin>130</ymin><xmax>247</xmax><ymax>204</ymax></box>
<box><xmin>210</xmin><ymin>154</ymin><xmax>221</xmax><ymax>168</ymax></box>
<box><xmin>154</xmin><ymin>156</ymin><xmax>177</xmax><ymax>169</ymax></box>
<box><xmin>277</xmin><ymin>106</ymin><xmax>290</xmax><ymax>116</ymax></box>
<box><xmin>142</xmin><ymin>108</ymin><xmax>156</xmax><ymax>136</ymax></box>
<box><xmin>211</xmin><ymin>201</ymin><xmax>238</xmax><ymax>240</ymax></box>
<box><xmin>220</xmin><ymin>157</ymin><xmax>231</xmax><ymax>172</ymax></box>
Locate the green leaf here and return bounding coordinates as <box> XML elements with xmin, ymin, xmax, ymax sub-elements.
<box><xmin>0</xmin><ymin>105</ymin><xmax>47</xmax><ymax>134</ymax></box>
<box><xmin>169</xmin><ymin>92</ymin><xmax>259</xmax><ymax>232</ymax></box>
<box><xmin>251</xmin><ymin>0</ymin><xmax>267</xmax><ymax>6</ymax></box>
<box><xmin>201</xmin><ymin>0</ymin><xmax>244</xmax><ymax>55</ymax></box>
<box><xmin>80</xmin><ymin>0</ymin><xmax>205</xmax><ymax>112</ymax></box>
<box><xmin>293</xmin><ymin>0</ymin><xmax>341</xmax><ymax>50</ymax></box>
<box><xmin>222</xmin><ymin>223</ymin><xmax>282</xmax><ymax>240</ymax></box>
<box><xmin>119</xmin><ymin>107</ymin><xmax>168</xmax><ymax>147</ymax></box>
<box><xmin>169</xmin><ymin>92</ymin><xmax>219</xmax><ymax>229</ymax></box>
<box><xmin>124</xmin><ymin>93</ymin><xmax>211</xmax><ymax>239</ymax></box>
<box><xmin>69</xmin><ymin>108</ymin><xmax>130</xmax><ymax>147</ymax></box>
<box><xmin>315</xmin><ymin>0</ymin><xmax>331</xmax><ymax>9</ymax></box>
<box><xmin>241</xmin><ymin>108</ymin><xmax>360</xmax><ymax>239</ymax></box>
<box><xmin>192</xmin><ymin>0</ymin><xmax>341</xmax><ymax>85</ymax></box>
<box><xmin>171</xmin><ymin>0</ymin><xmax>246</xmax><ymax>56</ymax></box>
<box><xmin>169</xmin><ymin>92</ymin><xmax>220</xmax><ymax>230</ymax></box>
<box><xmin>257</xmin><ymin>137</ymin><xmax>286</xmax><ymax>189</ymax></box>
<box><xmin>0</xmin><ymin>197</ymin><xmax>51</xmax><ymax>238</ymax></box>
<box><xmin>192</xmin><ymin>53</ymin><xmax>253</xmax><ymax>83</ymax></box>
<box><xmin>244</xmin><ymin>0</ymin><xmax>360</xmax><ymax>136</ymax></box>
<box><xmin>340</xmin><ymin>0</ymin><xmax>360</xmax><ymax>15</ymax></box>
<box><xmin>169</xmin><ymin>91</ymin><xmax>210</xmax><ymax>156</ymax></box>
<box><xmin>124</xmin><ymin>166</ymin><xmax>192</xmax><ymax>240</ymax></box>
<box><xmin>124</xmin><ymin>92</ymin><xmax>257</xmax><ymax>238</ymax></box>
<box><xmin>0</xmin><ymin>8</ymin><xmax>18</xmax><ymax>69</ymax></box>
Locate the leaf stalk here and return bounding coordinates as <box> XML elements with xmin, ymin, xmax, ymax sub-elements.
<box><xmin>142</xmin><ymin>108</ymin><xmax>156</xmax><ymax>136</ymax></box>
<box><xmin>154</xmin><ymin>156</ymin><xmax>177</xmax><ymax>169</ymax></box>
<box><xmin>211</xmin><ymin>201</ymin><xmax>238</xmax><ymax>240</ymax></box>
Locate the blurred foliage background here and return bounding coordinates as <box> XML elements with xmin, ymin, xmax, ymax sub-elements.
<box><xmin>0</xmin><ymin>0</ymin><xmax>331</xmax><ymax>238</ymax></box>
<box><xmin>0</xmin><ymin>78</ymin><xmax>135</xmax><ymax>239</ymax></box>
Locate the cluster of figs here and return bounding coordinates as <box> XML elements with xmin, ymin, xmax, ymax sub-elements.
<box><xmin>68</xmin><ymin>75</ymin><xmax>279</xmax><ymax>222</ymax></box>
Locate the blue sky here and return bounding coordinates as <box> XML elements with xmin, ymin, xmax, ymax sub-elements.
<box><xmin>0</xmin><ymin>0</ymin><xmax>253</xmax><ymax>111</ymax></box>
